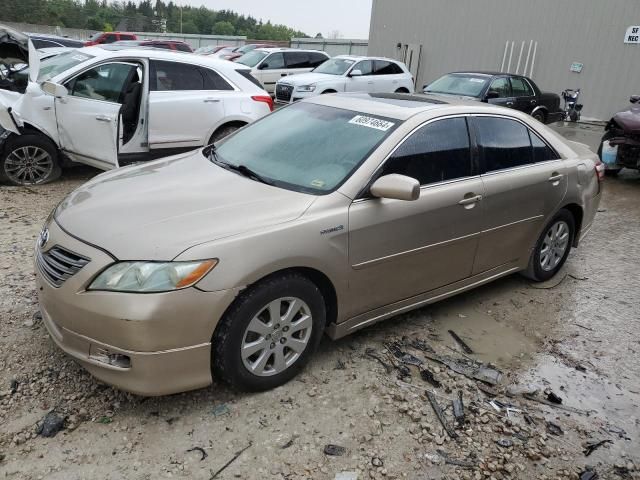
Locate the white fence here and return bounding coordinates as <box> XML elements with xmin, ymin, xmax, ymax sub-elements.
<box><xmin>132</xmin><ymin>32</ymin><xmax>246</xmax><ymax>49</ymax></box>
<box><xmin>290</xmin><ymin>38</ymin><xmax>368</xmax><ymax>56</ymax></box>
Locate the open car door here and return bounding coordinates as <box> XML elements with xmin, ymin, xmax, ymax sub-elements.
<box><xmin>55</xmin><ymin>62</ymin><xmax>140</xmax><ymax>170</ymax></box>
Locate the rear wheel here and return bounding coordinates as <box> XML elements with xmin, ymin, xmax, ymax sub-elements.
<box><xmin>208</xmin><ymin>124</ymin><xmax>244</xmax><ymax>145</ymax></box>
<box><xmin>0</xmin><ymin>134</ymin><xmax>61</xmax><ymax>186</ymax></box>
<box><xmin>212</xmin><ymin>273</ymin><xmax>326</xmax><ymax>391</ymax></box>
<box><xmin>395</xmin><ymin>87</ymin><xmax>410</xmax><ymax>94</ymax></box>
<box><xmin>321</xmin><ymin>89</ymin><xmax>337</xmax><ymax>94</ymax></box>
<box><xmin>531</xmin><ymin>109</ymin><xmax>546</xmax><ymax>123</ymax></box>
<box><xmin>523</xmin><ymin>209</ymin><xmax>575</xmax><ymax>282</ymax></box>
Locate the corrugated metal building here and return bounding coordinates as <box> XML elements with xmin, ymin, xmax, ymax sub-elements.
<box><xmin>368</xmin><ymin>0</ymin><xmax>640</xmax><ymax>120</ymax></box>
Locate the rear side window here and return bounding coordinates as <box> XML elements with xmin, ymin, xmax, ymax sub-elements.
<box><xmin>285</xmin><ymin>52</ymin><xmax>310</xmax><ymax>68</ymax></box>
<box><xmin>511</xmin><ymin>77</ymin><xmax>534</xmax><ymax>97</ymax></box>
<box><xmin>475</xmin><ymin>117</ymin><xmax>533</xmax><ymax>172</ymax></box>
<box><xmin>202</xmin><ymin>68</ymin><xmax>233</xmax><ymax>90</ymax></box>
<box><xmin>373</xmin><ymin>60</ymin><xmax>403</xmax><ymax>75</ymax></box>
<box><xmin>120</xmin><ymin>34</ymin><xmax>136</xmax><ymax>41</ymax></box>
<box><xmin>236</xmin><ymin>69</ymin><xmax>263</xmax><ymax>89</ymax></box>
<box><xmin>150</xmin><ymin>60</ymin><xmax>204</xmax><ymax>91</ymax></box>
<box><xmin>382</xmin><ymin>117</ymin><xmax>472</xmax><ymax>185</ymax></box>
<box><xmin>308</xmin><ymin>52</ymin><xmax>329</xmax><ymax>68</ymax></box>
<box><xmin>104</xmin><ymin>34</ymin><xmax>118</xmax><ymax>43</ymax></box>
<box><xmin>530</xmin><ymin>130</ymin><xmax>559</xmax><ymax>162</ymax></box>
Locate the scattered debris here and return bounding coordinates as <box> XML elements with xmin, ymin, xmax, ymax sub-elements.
<box><xmin>529</xmin><ymin>273</ymin><xmax>568</xmax><ymax>289</ymax></box>
<box><xmin>334</xmin><ymin>359</ymin><xmax>346</xmax><ymax>370</ymax></box>
<box><xmin>425</xmin><ymin>390</ymin><xmax>458</xmax><ymax>439</ymax></box>
<box><xmin>408</xmin><ymin>338</ymin><xmax>434</xmax><ymax>353</ymax></box>
<box><xmin>400</xmin><ymin>352</ymin><xmax>423</xmax><ymax>366</ymax></box>
<box><xmin>448</xmin><ymin>330</ymin><xmax>474</xmax><ymax>354</ymax></box>
<box><xmin>209</xmin><ymin>442</ymin><xmax>251</xmax><ymax>479</ymax></box>
<box><xmin>281</xmin><ymin>438</ymin><xmax>295</xmax><ymax>449</ymax></box>
<box><xmin>421</xmin><ymin>351</ymin><xmax>502</xmax><ymax>385</ymax></box>
<box><xmin>524</xmin><ymin>414</ymin><xmax>536</xmax><ymax>425</ymax></box>
<box><xmin>97</xmin><ymin>416</ymin><xmax>112</xmax><ymax>424</ymax></box>
<box><xmin>546</xmin><ymin>391</ymin><xmax>563</xmax><ymax>404</ymax></box>
<box><xmin>582</xmin><ymin>439</ymin><xmax>612</xmax><ymax>456</ymax></box>
<box><xmin>419</xmin><ymin>368</ymin><xmax>441</xmax><ymax>388</ymax></box>
<box><xmin>452</xmin><ymin>391</ymin><xmax>465</xmax><ymax>424</ymax></box>
<box><xmin>475</xmin><ymin>366</ymin><xmax>503</xmax><ymax>385</ymax></box>
<box><xmin>371</xmin><ymin>457</ymin><xmax>384</xmax><ymax>467</ymax></box>
<box><xmin>569</xmin><ymin>274</ymin><xmax>589</xmax><ymax>281</ymax></box>
<box><xmin>546</xmin><ymin>421</ymin><xmax>564</xmax><ymax>436</ymax></box>
<box><xmin>323</xmin><ymin>444</ymin><xmax>346</xmax><ymax>456</ymax></box>
<box><xmin>437</xmin><ymin>450</ymin><xmax>477</xmax><ymax>469</ymax></box>
<box><xmin>9</xmin><ymin>379</ymin><xmax>18</xmax><ymax>394</ymax></box>
<box><xmin>364</xmin><ymin>348</ymin><xmax>392</xmax><ymax>373</ymax></box>
<box><xmin>186</xmin><ymin>446</ymin><xmax>208</xmax><ymax>461</ymax></box>
<box><xmin>506</xmin><ymin>383</ymin><xmax>539</xmax><ymax>397</ymax></box>
<box><xmin>212</xmin><ymin>404</ymin><xmax>230</xmax><ymax>417</ymax></box>
<box><xmin>579</xmin><ymin>469</ymin><xmax>599</xmax><ymax>480</ymax></box>
<box><xmin>496</xmin><ymin>438</ymin><xmax>514</xmax><ymax>448</ymax></box>
<box><xmin>36</xmin><ymin>411</ymin><xmax>65</xmax><ymax>438</ymax></box>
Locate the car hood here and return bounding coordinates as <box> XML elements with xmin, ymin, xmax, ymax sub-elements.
<box><xmin>0</xmin><ymin>24</ymin><xmax>28</xmax><ymax>66</ymax></box>
<box><xmin>279</xmin><ymin>72</ymin><xmax>340</xmax><ymax>86</ymax></box>
<box><xmin>613</xmin><ymin>103</ymin><xmax>640</xmax><ymax>133</ymax></box>
<box><xmin>54</xmin><ymin>150</ymin><xmax>317</xmax><ymax>260</ymax></box>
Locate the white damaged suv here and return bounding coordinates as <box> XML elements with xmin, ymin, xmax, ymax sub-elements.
<box><xmin>275</xmin><ymin>55</ymin><xmax>414</xmax><ymax>104</ymax></box>
<box><xmin>0</xmin><ymin>37</ymin><xmax>272</xmax><ymax>186</ymax></box>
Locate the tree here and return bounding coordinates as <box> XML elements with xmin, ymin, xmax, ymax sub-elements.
<box><xmin>180</xmin><ymin>21</ymin><xmax>198</xmax><ymax>34</ymax></box>
<box><xmin>212</xmin><ymin>20</ymin><xmax>234</xmax><ymax>35</ymax></box>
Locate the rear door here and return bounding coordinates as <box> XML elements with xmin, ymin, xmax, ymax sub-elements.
<box><xmin>371</xmin><ymin>60</ymin><xmax>403</xmax><ymax>92</ymax></box>
<box><xmin>56</xmin><ymin>61</ymin><xmax>139</xmax><ymax>169</ymax></box>
<box><xmin>147</xmin><ymin>60</ymin><xmax>228</xmax><ymax>149</ymax></box>
<box><xmin>471</xmin><ymin>115</ymin><xmax>567</xmax><ymax>273</ymax></box>
<box><xmin>284</xmin><ymin>51</ymin><xmax>314</xmax><ymax>77</ymax></box>
<box><xmin>347</xmin><ymin>60</ymin><xmax>375</xmax><ymax>93</ymax></box>
<box><xmin>510</xmin><ymin>76</ymin><xmax>538</xmax><ymax>115</ymax></box>
<box><xmin>254</xmin><ymin>52</ymin><xmax>286</xmax><ymax>93</ymax></box>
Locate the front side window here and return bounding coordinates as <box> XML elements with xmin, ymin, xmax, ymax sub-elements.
<box><xmin>474</xmin><ymin>117</ymin><xmax>533</xmax><ymax>172</ymax></box>
<box><xmin>285</xmin><ymin>52</ymin><xmax>310</xmax><ymax>69</ymax></box>
<box><xmin>510</xmin><ymin>77</ymin><xmax>534</xmax><ymax>97</ymax></box>
<box><xmin>121</xmin><ymin>34</ymin><xmax>136</xmax><ymax>41</ymax></box>
<box><xmin>381</xmin><ymin>117</ymin><xmax>472</xmax><ymax>185</ymax></box>
<box><xmin>67</xmin><ymin>62</ymin><xmax>137</xmax><ymax>103</ymax></box>
<box><xmin>150</xmin><ymin>60</ymin><xmax>204</xmax><ymax>91</ymax></box>
<box><xmin>488</xmin><ymin>78</ymin><xmax>511</xmax><ymax>98</ymax></box>
<box><xmin>214</xmin><ymin>103</ymin><xmax>399</xmax><ymax>194</ymax></box>
<box><xmin>260</xmin><ymin>52</ymin><xmax>285</xmax><ymax>70</ymax></box>
<box><xmin>104</xmin><ymin>34</ymin><xmax>117</xmax><ymax>43</ymax></box>
<box><xmin>353</xmin><ymin>60</ymin><xmax>373</xmax><ymax>75</ymax></box>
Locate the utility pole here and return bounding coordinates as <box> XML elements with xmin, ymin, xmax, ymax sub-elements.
<box><xmin>180</xmin><ymin>5</ymin><xmax>183</xmax><ymax>34</ymax></box>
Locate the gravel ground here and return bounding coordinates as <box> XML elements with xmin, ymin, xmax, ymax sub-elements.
<box><xmin>1</xmin><ymin>124</ymin><xmax>640</xmax><ymax>480</ymax></box>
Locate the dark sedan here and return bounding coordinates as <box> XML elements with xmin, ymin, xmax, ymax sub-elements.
<box><xmin>423</xmin><ymin>72</ymin><xmax>562</xmax><ymax>124</ymax></box>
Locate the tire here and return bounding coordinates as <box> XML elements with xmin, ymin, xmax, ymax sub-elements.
<box><xmin>212</xmin><ymin>273</ymin><xmax>326</xmax><ymax>391</ymax></box>
<box><xmin>531</xmin><ymin>110</ymin><xmax>546</xmax><ymax>123</ymax></box>
<box><xmin>395</xmin><ymin>88</ymin><xmax>410</xmax><ymax>94</ymax></box>
<box><xmin>522</xmin><ymin>209</ymin><xmax>575</xmax><ymax>282</ymax></box>
<box><xmin>597</xmin><ymin>131</ymin><xmax>622</xmax><ymax>176</ymax></box>
<box><xmin>0</xmin><ymin>134</ymin><xmax>61</xmax><ymax>186</ymax></box>
<box><xmin>208</xmin><ymin>124</ymin><xmax>243</xmax><ymax>145</ymax></box>
<box><xmin>321</xmin><ymin>90</ymin><xmax>337</xmax><ymax>94</ymax></box>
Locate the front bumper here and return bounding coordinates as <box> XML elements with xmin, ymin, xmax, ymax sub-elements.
<box><xmin>35</xmin><ymin>219</ymin><xmax>239</xmax><ymax>396</ymax></box>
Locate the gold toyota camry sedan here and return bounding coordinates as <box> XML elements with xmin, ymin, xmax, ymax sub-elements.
<box><xmin>34</xmin><ymin>93</ymin><xmax>603</xmax><ymax>395</ymax></box>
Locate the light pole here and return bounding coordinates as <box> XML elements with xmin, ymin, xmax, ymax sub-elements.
<box><xmin>180</xmin><ymin>5</ymin><xmax>183</xmax><ymax>34</ymax></box>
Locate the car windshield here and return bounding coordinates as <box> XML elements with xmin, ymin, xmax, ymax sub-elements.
<box><xmin>36</xmin><ymin>50</ymin><xmax>94</xmax><ymax>82</ymax></box>
<box><xmin>425</xmin><ymin>74</ymin><xmax>490</xmax><ymax>97</ymax></box>
<box><xmin>213</xmin><ymin>102</ymin><xmax>399</xmax><ymax>194</ymax></box>
<box><xmin>196</xmin><ymin>45</ymin><xmax>218</xmax><ymax>54</ymax></box>
<box><xmin>236</xmin><ymin>50</ymin><xmax>268</xmax><ymax>67</ymax></box>
<box><xmin>313</xmin><ymin>58</ymin><xmax>356</xmax><ymax>75</ymax></box>
<box><xmin>236</xmin><ymin>44</ymin><xmax>256</xmax><ymax>54</ymax></box>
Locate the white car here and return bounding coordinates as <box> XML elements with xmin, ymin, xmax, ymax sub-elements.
<box><xmin>274</xmin><ymin>56</ymin><xmax>415</xmax><ymax>104</ymax></box>
<box><xmin>0</xmin><ymin>45</ymin><xmax>273</xmax><ymax>186</ymax></box>
<box><xmin>235</xmin><ymin>48</ymin><xmax>330</xmax><ymax>94</ymax></box>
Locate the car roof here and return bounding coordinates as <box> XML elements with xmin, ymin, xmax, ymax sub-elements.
<box><xmin>83</xmin><ymin>45</ymin><xmax>250</xmax><ymax>69</ymax></box>
<box><xmin>255</xmin><ymin>47</ymin><xmax>327</xmax><ymax>54</ymax></box>
<box><xmin>448</xmin><ymin>71</ymin><xmax>529</xmax><ymax>78</ymax></box>
<box><xmin>304</xmin><ymin>92</ymin><xmax>536</xmax><ymax>121</ymax></box>
<box><xmin>334</xmin><ymin>54</ymin><xmax>401</xmax><ymax>63</ymax></box>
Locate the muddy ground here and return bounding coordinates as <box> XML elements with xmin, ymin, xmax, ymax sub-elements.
<box><xmin>1</xmin><ymin>123</ymin><xmax>639</xmax><ymax>480</ymax></box>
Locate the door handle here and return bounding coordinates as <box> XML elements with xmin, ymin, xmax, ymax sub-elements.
<box><xmin>204</xmin><ymin>98</ymin><xmax>221</xmax><ymax>103</ymax></box>
<box><xmin>281</xmin><ymin>73</ymin><xmax>288</xmax><ymax>77</ymax></box>
<box><xmin>458</xmin><ymin>194</ymin><xmax>483</xmax><ymax>206</ymax></box>
<box><xmin>506</xmin><ymin>101</ymin><xmax>514</xmax><ymax>107</ymax></box>
<box><xmin>531</xmin><ymin>99</ymin><xmax>537</xmax><ymax>105</ymax></box>
<box><xmin>548</xmin><ymin>173</ymin><xmax>564</xmax><ymax>183</ymax></box>
<box><xmin>95</xmin><ymin>115</ymin><xmax>112</xmax><ymax>122</ymax></box>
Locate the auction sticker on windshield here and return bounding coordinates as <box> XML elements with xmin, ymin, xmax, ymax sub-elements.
<box><xmin>349</xmin><ymin>115</ymin><xmax>395</xmax><ymax>132</ymax></box>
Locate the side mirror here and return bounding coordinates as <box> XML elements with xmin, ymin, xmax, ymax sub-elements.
<box><xmin>485</xmin><ymin>90</ymin><xmax>500</xmax><ymax>100</ymax></box>
<box><xmin>42</xmin><ymin>81</ymin><xmax>68</xmax><ymax>98</ymax></box>
<box><xmin>630</xmin><ymin>95</ymin><xmax>640</xmax><ymax>104</ymax></box>
<box><xmin>349</xmin><ymin>69</ymin><xmax>363</xmax><ymax>77</ymax></box>
<box><xmin>370</xmin><ymin>174</ymin><xmax>420</xmax><ymax>201</ymax></box>
<box><xmin>258</xmin><ymin>63</ymin><xmax>268</xmax><ymax>70</ymax></box>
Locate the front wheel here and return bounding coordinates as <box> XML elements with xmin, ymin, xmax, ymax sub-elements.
<box><xmin>212</xmin><ymin>273</ymin><xmax>326</xmax><ymax>391</ymax></box>
<box><xmin>0</xmin><ymin>134</ymin><xmax>61</xmax><ymax>186</ymax></box>
<box><xmin>522</xmin><ymin>209</ymin><xmax>575</xmax><ymax>282</ymax></box>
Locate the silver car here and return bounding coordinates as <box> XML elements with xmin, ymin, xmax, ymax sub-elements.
<box><xmin>34</xmin><ymin>93</ymin><xmax>603</xmax><ymax>395</ymax></box>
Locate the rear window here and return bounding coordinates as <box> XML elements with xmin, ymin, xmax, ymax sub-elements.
<box><xmin>236</xmin><ymin>69</ymin><xmax>263</xmax><ymax>89</ymax></box>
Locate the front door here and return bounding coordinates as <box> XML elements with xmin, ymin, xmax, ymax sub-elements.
<box><xmin>57</xmin><ymin>62</ymin><xmax>139</xmax><ymax>169</ymax></box>
<box><xmin>148</xmin><ymin>60</ymin><xmax>226</xmax><ymax>149</ymax></box>
<box><xmin>486</xmin><ymin>76</ymin><xmax>515</xmax><ymax>110</ymax></box>
<box><xmin>347</xmin><ymin>60</ymin><xmax>375</xmax><ymax>93</ymax></box>
<box><xmin>254</xmin><ymin>52</ymin><xmax>286</xmax><ymax>93</ymax></box>
<box><xmin>348</xmin><ymin>117</ymin><xmax>484</xmax><ymax>314</ymax></box>
<box><xmin>471</xmin><ymin>115</ymin><xmax>568</xmax><ymax>273</ymax></box>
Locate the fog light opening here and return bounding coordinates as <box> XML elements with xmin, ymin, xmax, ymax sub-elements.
<box><xmin>91</xmin><ymin>348</ymin><xmax>131</xmax><ymax>369</ymax></box>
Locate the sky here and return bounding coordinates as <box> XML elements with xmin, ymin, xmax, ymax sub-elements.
<box><xmin>188</xmin><ymin>0</ymin><xmax>373</xmax><ymax>39</ymax></box>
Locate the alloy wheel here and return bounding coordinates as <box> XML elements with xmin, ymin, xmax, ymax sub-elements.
<box><xmin>539</xmin><ymin>220</ymin><xmax>570</xmax><ymax>271</ymax></box>
<box><xmin>5</xmin><ymin>146</ymin><xmax>54</xmax><ymax>185</ymax></box>
<box><xmin>241</xmin><ymin>297</ymin><xmax>313</xmax><ymax>377</ymax></box>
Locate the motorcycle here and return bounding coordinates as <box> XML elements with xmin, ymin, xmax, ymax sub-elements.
<box><xmin>598</xmin><ymin>95</ymin><xmax>640</xmax><ymax>176</ymax></box>
<box><xmin>561</xmin><ymin>88</ymin><xmax>583</xmax><ymax>122</ymax></box>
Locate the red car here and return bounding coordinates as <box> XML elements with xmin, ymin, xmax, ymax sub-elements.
<box><xmin>112</xmin><ymin>39</ymin><xmax>193</xmax><ymax>52</ymax></box>
<box><xmin>225</xmin><ymin>43</ymin><xmax>278</xmax><ymax>61</ymax></box>
<box><xmin>85</xmin><ymin>31</ymin><xmax>137</xmax><ymax>46</ymax></box>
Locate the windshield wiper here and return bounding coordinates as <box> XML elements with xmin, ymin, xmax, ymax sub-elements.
<box><xmin>208</xmin><ymin>146</ymin><xmax>273</xmax><ymax>185</ymax></box>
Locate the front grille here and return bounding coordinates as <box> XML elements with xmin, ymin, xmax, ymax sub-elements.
<box><xmin>275</xmin><ymin>83</ymin><xmax>294</xmax><ymax>103</ymax></box>
<box><xmin>37</xmin><ymin>246</ymin><xmax>90</xmax><ymax>287</ymax></box>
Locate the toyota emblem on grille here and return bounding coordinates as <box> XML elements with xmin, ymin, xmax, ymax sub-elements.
<box><xmin>39</xmin><ymin>228</ymin><xmax>50</xmax><ymax>249</ymax></box>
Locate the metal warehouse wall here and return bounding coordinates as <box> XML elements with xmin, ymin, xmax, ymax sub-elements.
<box><xmin>369</xmin><ymin>0</ymin><xmax>640</xmax><ymax>120</ymax></box>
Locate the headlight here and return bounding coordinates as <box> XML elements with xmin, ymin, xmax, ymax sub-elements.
<box><xmin>88</xmin><ymin>259</ymin><xmax>218</xmax><ymax>293</ymax></box>
<box><xmin>296</xmin><ymin>84</ymin><xmax>316</xmax><ymax>92</ymax></box>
